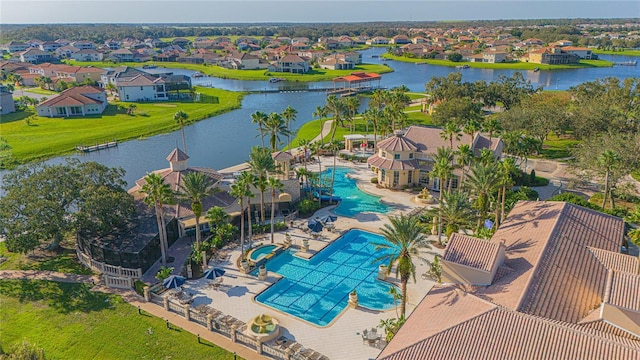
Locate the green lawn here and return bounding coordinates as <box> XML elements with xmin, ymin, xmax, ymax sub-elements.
<box><xmin>20</xmin><ymin>87</ymin><xmax>59</xmax><ymax>95</ymax></box>
<box><xmin>0</xmin><ymin>87</ymin><xmax>243</xmax><ymax>168</ymax></box>
<box><xmin>64</xmin><ymin>60</ymin><xmax>394</xmax><ymax>82</ymax></box>
<box><xmin>0</xmin><ymin>243</ymin><xmax>92</xmax><ymax>275</ymax></box>
<box><xmin>536</xmin><ymin>133</ymin><xmax>580</xmax><ymax>159</ymax></box>
<box><xmin>381</xmin><ymin>53</ymin><xmax>614</xmax><ymax>70</ymax></box>
<box><xmin>592</xmin><ymin>49</ymin><xmax>640</xmax><ymax>57</ymax></box>
<box><xmin>0</xmin><ymin>280</ymin><xmax>238</xmax><ymax>359</ymax></box>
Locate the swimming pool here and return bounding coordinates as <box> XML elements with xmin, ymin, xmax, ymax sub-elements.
<box><xmin>249</xmin><ymin>245</ymin><xmax>277</xmax><ymax>261</ymax></box>
<box><xmin>254</xmin><ymin>229</ymin><xmax>397</xmax><ymax>327</ymax></box>
<box><xmin>323</xmin><ymin>167</ymin><xmax>391</xmax><ymax>217</ymax></box>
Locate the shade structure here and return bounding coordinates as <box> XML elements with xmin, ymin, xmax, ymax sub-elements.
<box><xmin>204</xmin><ymin>267</ymin><xmax>226</xmax><ymax>280</ymax></box>
<box><xmin>308</xmin><ymin>218</ymin><xmax>324</xmax><ymax>233</ymax></box>
<box><xmin>318</xmin><ymin>215</ymin><xmax>337</xmax><ymax>223</ymax></box>
<box><xmin>163</xmin><ymin>275</ymin><xmax>186</xmax><ymax>289</ymax></box>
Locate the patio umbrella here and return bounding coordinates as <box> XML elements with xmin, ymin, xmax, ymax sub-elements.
<box><xmin>163</xmin><ymin>275</ymin><xmax>186</xmax><ymax>289</ymax></box>
<box><xmin>318</xmin><ymin>215</ymin><xmax>337</xmax><ymax>223</ymax></box>
<box><xmin>204</xmin><ymin>267</ymin><xmax>226</xmax><ymax>280</ymax></box>
<box><xmin>308</xmin><ymin>218</ymin><xmax>323</xmax><ymax>233</ymax></box>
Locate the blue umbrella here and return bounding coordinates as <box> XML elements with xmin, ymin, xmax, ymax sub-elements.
<box><xmin>308</xmin><ymin>218</ymin><xmax>323</xmax><ymax>233</ymax></box>
<box><xmin>163</xmin><ymin>275</ymin><xmax>186</xmax><ymax>289</ymax></box>
<box><xmin>204</xmin><ymin>267</ymin><xmax>226</xmax><ymax>280</ymax></box>
<box><xmin>319</xmin><ymin>215</ymin><xmax>337</xmax><ymax>223</ymax></box>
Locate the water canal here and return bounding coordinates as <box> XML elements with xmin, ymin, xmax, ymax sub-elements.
<box><xmin>7</xmin><ymin>48</ymin><xmax>640</xmax><ymax>187</ymax></box>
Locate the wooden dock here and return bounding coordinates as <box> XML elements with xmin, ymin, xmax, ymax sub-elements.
<box><xmin>76</xmin><ymin>140</ymin><xmax>118</xmax><ymax>153</ymax></box>
<box><xmin>614</xmin><ymin>61</ymin><xmax>637</xmax><ymax>66</ymax></box>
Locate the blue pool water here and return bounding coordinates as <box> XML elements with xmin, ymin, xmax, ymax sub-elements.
<box><xmin>323</xmin><ymin>167</ymin><xmax>391</xmax><ymax>217</ymax></box>
<box><xmin>250</xmin><ymin>245</ymin><xmax>277</xmax><ymax>261</ymax></box>
<box><xmin>254</xmin><ymin>229</ymin><xmax>397</xmax><ymax>326</ymax></box>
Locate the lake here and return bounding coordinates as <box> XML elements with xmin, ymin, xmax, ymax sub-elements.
<box><xmin>5</xmin><ymin>48</ymin><xmax>640</xmax><ymax>188</ymax></box>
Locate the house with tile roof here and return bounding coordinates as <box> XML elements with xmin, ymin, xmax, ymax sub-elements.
<box><xmin>0</xmin><ymin>85</ymin><xmax>16</xmax><ymax>115</ymax></box>
<box><xmin>367</xmin><ymin>126</ymin><xmax>502</xmax><ymax>190</ymax></box>
<box><xmin>115</xmin><ymin>73</ymin><xmax>168</xmax><ymax>102</ymax></box>
<box><xmin>36</xmin><ymin>85</ymin><xmax>107</xmax><ymax>117</ymax></box>
<box><xmin>272</xmin><ymin>54</ymin><xmax>310</xmax><ymax>73</ymax></box>
<box><xmin>378</xmin><ymin>201</ymin><xmax>640</xmax><ymax>360</ymax></box>
<box><xmin>19</xmin><ymin>48</ymin><xmax>54</xmax><ymax>64</ymax></box>
<box><xmin>528</xmin><ymin>47</ymin><xmax>579</xmax><ymax>64</ymax></box>
<box><xmin>71</xmin><ymin>49</ymin><xmax>104</xmax><ymax>62</ymax></box>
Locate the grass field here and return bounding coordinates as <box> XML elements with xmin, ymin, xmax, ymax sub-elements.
<box><xmin>0</xmin><ymin>87</ymin><xmax>242</xmax><ymax>168</ymax></box>
<box><xmin>0</xmin><ymin>280</ymin><xmax>238</xmax><ymax>359</ymax></box>
<box><xmin>592</xmin><ymin>49</ymin><xmax>640</xmax><ymax>56</ymax></box>
<box><xmin>64</xmin><ymin>60</ymin><xmax>394</xmax><ymax>82</ymax></box>
<box><xmin>0</xmin><ymin>243</ymin><xmax>92</xmax><ymax>275</ymax></box>
<box><xmin>381</xmin><ymin>53</ymin><xmax>614</xmax><ymax>70</ymax></box>
<box><xmin>537</xmin><ymin>133</ymin><xmax>580</xmax><ymax>159</ymax></box>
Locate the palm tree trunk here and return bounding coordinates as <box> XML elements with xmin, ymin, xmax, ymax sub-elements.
<box><xmin>320</xmin><ymin>120</ymin><xmax>324</xmax><ymax>145</ymax></box>
<box><xmin>259</xmin><ymin>126</ymin><xmax>265</xmax><ymax>148</ymax></box>
<box><xmin>260</xmin><ymin>190</ymin><xmax>266</xmax><ymax>226</ymax></box>
<box><xmin>438</xmin><ymin>177</ymin><xmax>443</xmax><ymax>245</ymax></box>
<box><xmin>247</xmin><ymin>198</ymin><xmax>253</xmax><ymax>250</ymax></box>
<box><xmin>155</xmin><ymin>203</ymin><xmax>167</xmax><ymax>265</ymax></box>
<box><xmin>195</xmin><ymin>216</ymin><xmax>201</xmax><ymax>247</ymax></box>
<box><xmin>239</xmin><ymin>199</ymin><xmax>245</xmax><ymax>258</ymax></box>
<box><xmin>602</xmin><ymin>171</ymin><xmax>609</xmax><ymax>209</ymax></box>
<box><xmin>494</xmin><ymin>187</ymin><xmax>501</xmax><ymax>228</ymax></box>
<box><xmin>270</xmin><ymin>189</ymin><xmax>276</xmax><ymax>244</ymax></box>
<box><xmin>373</xmin><ymin>122</ymin><xmax>378</xmax><ymax>148</ymax></box>
<box><xmin>181</xmin><ymin>126</ymin><xmax>187</xmax><ymax>154</ymax></box>
<box><xmin>500</xmin><ymin>184</ymin><xmax>507</xmax><ymax>227</ymax></box>
<box><xmin>400</xmin><ymin>276</ymin><xmax>408</xmax><ymax>318</ymax></box>
<box><xmin>330</xmin><ymin>153</ymin><xmax>337</xmax><ymax>204</ymax></box>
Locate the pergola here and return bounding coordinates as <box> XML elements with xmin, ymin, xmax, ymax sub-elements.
<box><xmin>343</xmin><ymin>134</ymin><xmax>382</xmax><ymax>151</ymax></box>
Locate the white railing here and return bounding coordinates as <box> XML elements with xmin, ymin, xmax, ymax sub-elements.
<box><xmin>262</xmin><ymin>343</ymin><xmax>288</xmax><ymax>358</ymax></box>
<box><xmin>104</xmin><ymin>275</ymin><xmax>133</xmax><ymax>289</ymax></box>
<box><xmin>167</xmin><ymin>301</ymin><xmax>185</xmax><ymax>316</ymax></box>
<box><xmin>235</xmin><ymin>332</ymin><xmax>258</xmax><ymax>350</ymax></box>
<box><xmin>149</xmin><ymin>292</ymin><xmax>164</xmax><ymax>305</ymax></box>
<box><xmin>76</xmin><ymin>246</ymin><xmax>143</xmax><ymax>279</ymax></box>
<box><xmin>189</xmin><ymin>310</ymin><xmax>207</xmax><ymax>327</ymax></box>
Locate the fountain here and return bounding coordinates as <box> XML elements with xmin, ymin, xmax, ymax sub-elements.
<box><xmin>414</xmin><ymin>188</ymin><xmax>434</xmax><ymax>204</ymax></box>
<box><xmin>248</xmin><ymin>314</ymin><xmax>280</xmax><ymax>342</ymax></box>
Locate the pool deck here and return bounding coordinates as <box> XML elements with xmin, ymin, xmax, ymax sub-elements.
<box><xmin>180</xmin><ymin>158</ymin><xmax>444</xmax><ymax>359</ymax></box>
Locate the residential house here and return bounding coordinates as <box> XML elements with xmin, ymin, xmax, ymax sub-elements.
<box><xmin>412</xmin><ymin>36</ymin><xmax>429</xmax><ymax>44</ymax></box>
<box><xmin>342</xmin><ymin>52</ymin><xmax>362</xmax><ymax>64</ymax></box>
<box><xmin>366</xmin><ymin>36</ymin><xmax>389</xmax><ymax>45</ymax></box>
<box><xmin>55</xmin><ymin>65</ymin><xmax>106</xmax><ymax>84</ymax></box>
<box><xmin>1</xmin><ymin>41</ymin><xmax>29</xmax><ymax>53</ymax></box>
<box><xmin>227</xmin><ymin>52</ymin><xmax>267</xmax><ymax>70</ymax></box>
<box><xmin>115</xmin><ymin>73</ymin><xmax>168</xmax><ymax>102</ymax></box>
<box><xmin>368</xmin><ymin>126</ymin><xmax>502</xmax><ymax>190</ymax></box>
<box><xmin>0</xmin><ymin>85</ymin><xmax>16</xmax><ymax>115</ymax></box>
<box><xmin>71</xmin><ymin>41</ymin><xmax>96</xmax><ymax>50</ymax></box>
<box><xmin>317</xmin><ymin>37</ymin><xmax>339</xmax><ymax>50</ymax></box>
<box><xmin>528</xmin><ymin>47</ymin><xmax>579</xmax><ymax>64</ymax></box>
<box><xmin>104</xmin><ymin>40</ymin><xmax>121</xmax><ymax>50</ymax></box>
<box><xmin>172</xmin><ymin>38</ymin><xmax>191</xmax><ymax>48</ymax></box>
<box><xmin>19</xmin><ymin>48</ymin><xmax>53</xmax><ymax>64</ymax></box>
<box><xmin>145</xmin><ymin>38</ymin><xmax>167</xmax><ymax>48</ymax></box>
<box><xmin>36</xmin><ymin>85</ymin><xmax>107</xmax><ymax>117</ymax></box>
<box><xmin>378</xmin><ymin>201</ymin><xmax>640</xmax><ymax>360</ymax></box>
<box><xmin>39</xmin><ymin>41</ymin><xmax>62</xmax><ymax>52</ymax></box>
<box><xmin>272</xmin><ymin>54</ymin><xmax>310</xmax><ymax>73</ymax></box>
<box><xmin>390</xmin><ymin>35</ymin><xmax>411</xmax><ymax>44</ymax></box>
<box><xmin>337</xmin><ymin>36</ymin><xmax>354</xmax><ymax>47</ymax></box>
<box><xmin>71</xmin><ymin>49</ymin><xmax>104</xmax><ymax>62</ymax></box>
<box><xmin>108</xmin><ymin>48</ymin><xmax>134</xmax><ymax>62</ymax></box>
<box><xmin>561</xmin><ymin>46</ymin><xmax>595</xmax><ymax>59</ymax></box>
<box><xmin>100</xmin><ymin>66</ymin><xmax>147</xmax><ymax>86</ymax></box>
<box><xmin>553</xmin><ymin>39</ymin><xmax>573</xmax><ymax>46</ymax></box>
<box><xmin>55</xmin><ymin>45</ymin><xmax>80</xmax><ymax>58</ymax></box>
<box><xmin>483</xmin><ymin>51</ymin><xmax>507</xmax><ymax>63</ymax></box>
<box><xmin>319</xmin><ymin>56</ymin><xmax>354</xmax><ymax>70</ymax></box>
<box><xmin>522</xmin><ymin>38</ymin><xmax>544</xmax><ymax>46</ymax></box>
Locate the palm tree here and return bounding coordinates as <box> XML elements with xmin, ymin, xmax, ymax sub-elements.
<box><xmin>373</xmin><ymin>214</ymin><xmax>432</xmax><ymax>318</ymax></box>
<box><xmin>281</xmin><ymin>106</ymin><xmax>298</xmax><ymax>150</ymax></box>
<box><xmin>431</xmin><ymin>150</ymin><xmax>454</xmax><ymax>245</ymax></box>
<box><xmin>463</xmin><ymin>119</ymin><xmax>481</xmax><ymax>147</ymax></box>
<box><xmin>483</xmin><ymin>117</ymin><xmax>502</xmax><ymax>141</ymax></box>
<box><xmin>325</xmin><ymin>95</ymin><xmax>345</xmax><ymax>141</ymax></box>
<box><xmin>266</xmin><ymin>112</ymin><xmax>289</xmax><ymax>152</ymax></box>
<box><xmin>327</xmin><ymin>140</ymin><xmax>342</xmax><ymax>204</ymax></box>
<box><xmin>251</xmin><ymin>111</ymin><xmax>268</xmax><ymax>148</ymax></box>
<box><xmin>345</xmin><ymin>96</ymin><xmax>360</xmax><ymax>133</ymax></box>
<box><xmin>456</xmin><ymin>144</ymin><xmax>474</xmax><ymax>186</ymax></box>
<box><xmin>498</xmin><ymin>158</ymin><xmax>518</xmax><ymax>226</ymax></box>
<box><xmin>267</xmin><ymin>177</ymin><xmax>284</xmax><ymax>243</ymax></box>
<box><xmin>466</xmin><ymin>162</ymin><xmax>501</xmax><ymax>229</ymax></box>
<box><xmin>298</xmin><ymin>138</ymin><xmax>311</xmax><ymax>173</ymax></box>
<box><xmin>311</xmin><ymin>141</ymin><xmax>324</xmax><ymax>207</ymax></box>
<box><xmin>230</xmin><ymin>173</ymin><xmax>253</xmax><ymax>259</ymax></box>
<box><xmin>237</xmin><ymin>171</ymin><xmax>257</xmax><ymax>249</ymax></box>
<box><xmin>312</xmin><ymin>106</ymin><xmax>328</xmax><ymax>145</ymax></box>
<box><xmin>370</xmin><ymin>89</ymin><xmax>388</xmax><ymax>111</ymax></box>
<box><xmin>440</xmin><ymin>122</ymin><xmax>462</xmax><ymax>152</ymax></box>
<box><xmin>598</xmin><ymin>150</ymin><xmax>621</xmax><ymax>209</ymax></box>
<box><xmin>205</xmin><ymin>206</ymin><xmax>230</xmax><ymax>230</ymax></box>
<box><xmin>436</xmin><ymin>191</ymin><xmax>475</xmax><ymax>239</ymax></box>
<box><xmin>106</xmin><ymin>82</ymin><xmax>117</xmax><ymax>96</ymax></box>
<box><xmin>173</xmin><ymin>110</ymin><xmax>189</xmax><ymax>154</ymax></box>
<box><xmin>177</xmin><ymin>172</ymin><xmax>219</xmax><ymax>249</ymax></box>
<box><xmin>248</xmin><ymin>146</ymin><xmax>275</xmax><ymax>225</ymax></box>
<box><xmin>140</xmin><ymin>173</ymin><xmax>174</xmax><ymax>265</ymax></box>
<box><xmin>363</xmin><ymin>108</ymin><xmax>382</xmax><ymax>148</ymax></box>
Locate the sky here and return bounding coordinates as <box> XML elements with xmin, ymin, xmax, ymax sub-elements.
<box><xmin>1</xmin><ymin>0</ymin><xmax>639</xmax><ymax>24</ymax></box>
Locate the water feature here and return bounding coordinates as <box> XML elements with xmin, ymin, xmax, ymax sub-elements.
<box><xmin>249</xmin><ymin>244</ymin><xmax>278</xmax><ymax>261</ymax></box>
<box><xmin>253</xmin><ymin>229</ymin><xmax>398</xmax><ymax>326</ymax></box>
<box><xmin>322</xmin><ymin>167</ymin><xmax>391</xmax><ymax>217</ymax></box>
<box><xmin>4</xmin><ymin>48</ymin><xmax>638</xmax><ymax>188</ymax></box>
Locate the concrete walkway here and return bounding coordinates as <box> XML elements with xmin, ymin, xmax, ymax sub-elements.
<box><xmin>141</xmin><ymin>235</ymin><xmax>196</xmax><ymax>283</ymax></box>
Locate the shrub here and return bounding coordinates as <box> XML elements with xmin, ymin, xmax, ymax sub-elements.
<box><xmin>298</xmin><ymin>199</ymin><xmax>319</xmax><ymax>215</ymax></box>
<box><xmin>155</xmin><ymin>266</ymin><xmax>174</xmax><ymax>281</ymax></box>
<box><xmin>530</xmin><ymin>170</ymin><xmax>536</xmax><ymax>184</ymax></box>
<box><xmin>134</xmin><ymin>280</ymin><xmax>147</xmax><ymax>295</ymax></box>
<box><xmin>371</xmin><ymin>177</ymin><xmax>378</xmax><ymax>184</ymax></box>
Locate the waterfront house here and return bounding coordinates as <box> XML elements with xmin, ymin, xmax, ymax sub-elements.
<box><xmin>367</xmin><ymin>126</ymin><xmax>502</xmax><ymax>190</ymax></box>
<box><xmin>0</xmin><ymin>85</ymin><xmax>16</xmax><ymax>115</ymax></box>
<box><xmin>36</xmin><ymin>85</ymin><xmax>107</xmax><ymax>117</ymax></box>
<box><xmin>390</xmin><ymin>35</ymin><xmax>411</xmax><ymax>44</ymax></box>
<box><xmin>272</xmin><ymin>54</ymin><xmax>310</xmax><ymax>73</ymax></box>
<box><xmin>528</xmin><ymin>47</ymin><xmax>579</xmax><ymax>65</ymax></box>
<box><xmin>115</xmin><ymin>73</ymin><xmax>168</xmax><ymax>102</ymax></box>
<box><xmin>378</xmin><ymin>201</ymin><xmax>640</xmax><ymax>360</ymax></box>
<box><xmin>108</xmin><ymin>48</ymin><xmax>134</xmax><ymax>62</ymax></box>
<box><xmin>366</xmin><ymin>36</ymin><xmax>389</xmax><ymax>45</ymax></box>
<box><xmin>561</xmin><ymin>46</ymin><xmax>595</xmax><ymax>59</ymax></box>
<box><xmin>482</xmin><ymin>51</ymin><xmax>507</xmax><ymax>63</ymax></box>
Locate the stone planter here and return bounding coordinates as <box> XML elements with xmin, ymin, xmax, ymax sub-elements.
<box><xmin>348</xmin><ymin>291</ymin><xmax>358</xmax><ymax>308</ymax></box>
<box><xmin>258</xmin><ymin>265</ymin><xmax>268</xmax><ymax>281</ymax></box>
<box><xmin>241</xmin><ymin>260</ymin><xmax>250</xmax><ymax>273</ymax></box>
<box><xmin>377</xmin><ymin>265</ymin><xmax>387</xmax><ymax>280</ymax></box>
<box><xmin>284</xmin><ymin>233</ymin><xmax>292</xmax><ymax>247</ymax></box>
<box><xmin>302</xmin><ymin>238</ymin><xmax>309</xmax><ymax>251</ymax></box>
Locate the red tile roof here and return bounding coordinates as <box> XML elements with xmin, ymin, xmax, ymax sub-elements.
<box><xmin>588</xmin><ymin>247</ymin><xmax>639</xmax><ymax>274</ymax></box>
<box><xmin>166</xmin><ymin>148</ymin><xmax>189</xmax><ymax>162</ymax></box>
<box><xmin>605</xmin><ymin>270</ymin><xmax>640</xmax><ymax>311</ymax></box>
<box><xmin>367</xmin><ymin>155</ymin><xmax>419</xmax><ymax>170</ymax></box>
<box><xmin>332</xmin><ymin>72</ymin><xmax>381</xmax><ymax>83</ymax></box>
<box><xmin>37</xmin><ymin>85</ymin><xmax>104</xmax><ymax>107</ymax></box>
<box><xmin>443</xmin><ymin>234</ymin><xmax>502</xmax><ymax>272</ymax></box>
<box><xmin>375</xmin><ymin>133</ymin><xmax>418</xmax><ymax>152</ymax></box>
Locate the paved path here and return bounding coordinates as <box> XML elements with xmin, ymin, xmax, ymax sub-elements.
<box><xmin>141</xmin><ymin>235</ymin><xmax>196</xmax><ymax>283</ymax></box>
<box><xmin>0</xmin><ymin>270</ymin><xmax>99</xmax><ymax>283</ymax></box>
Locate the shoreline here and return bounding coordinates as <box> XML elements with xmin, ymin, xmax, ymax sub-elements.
<box><xmin>380</xmin><ymin>53</ymin><xmax>614</xmax><ymax>70</ymax></box>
